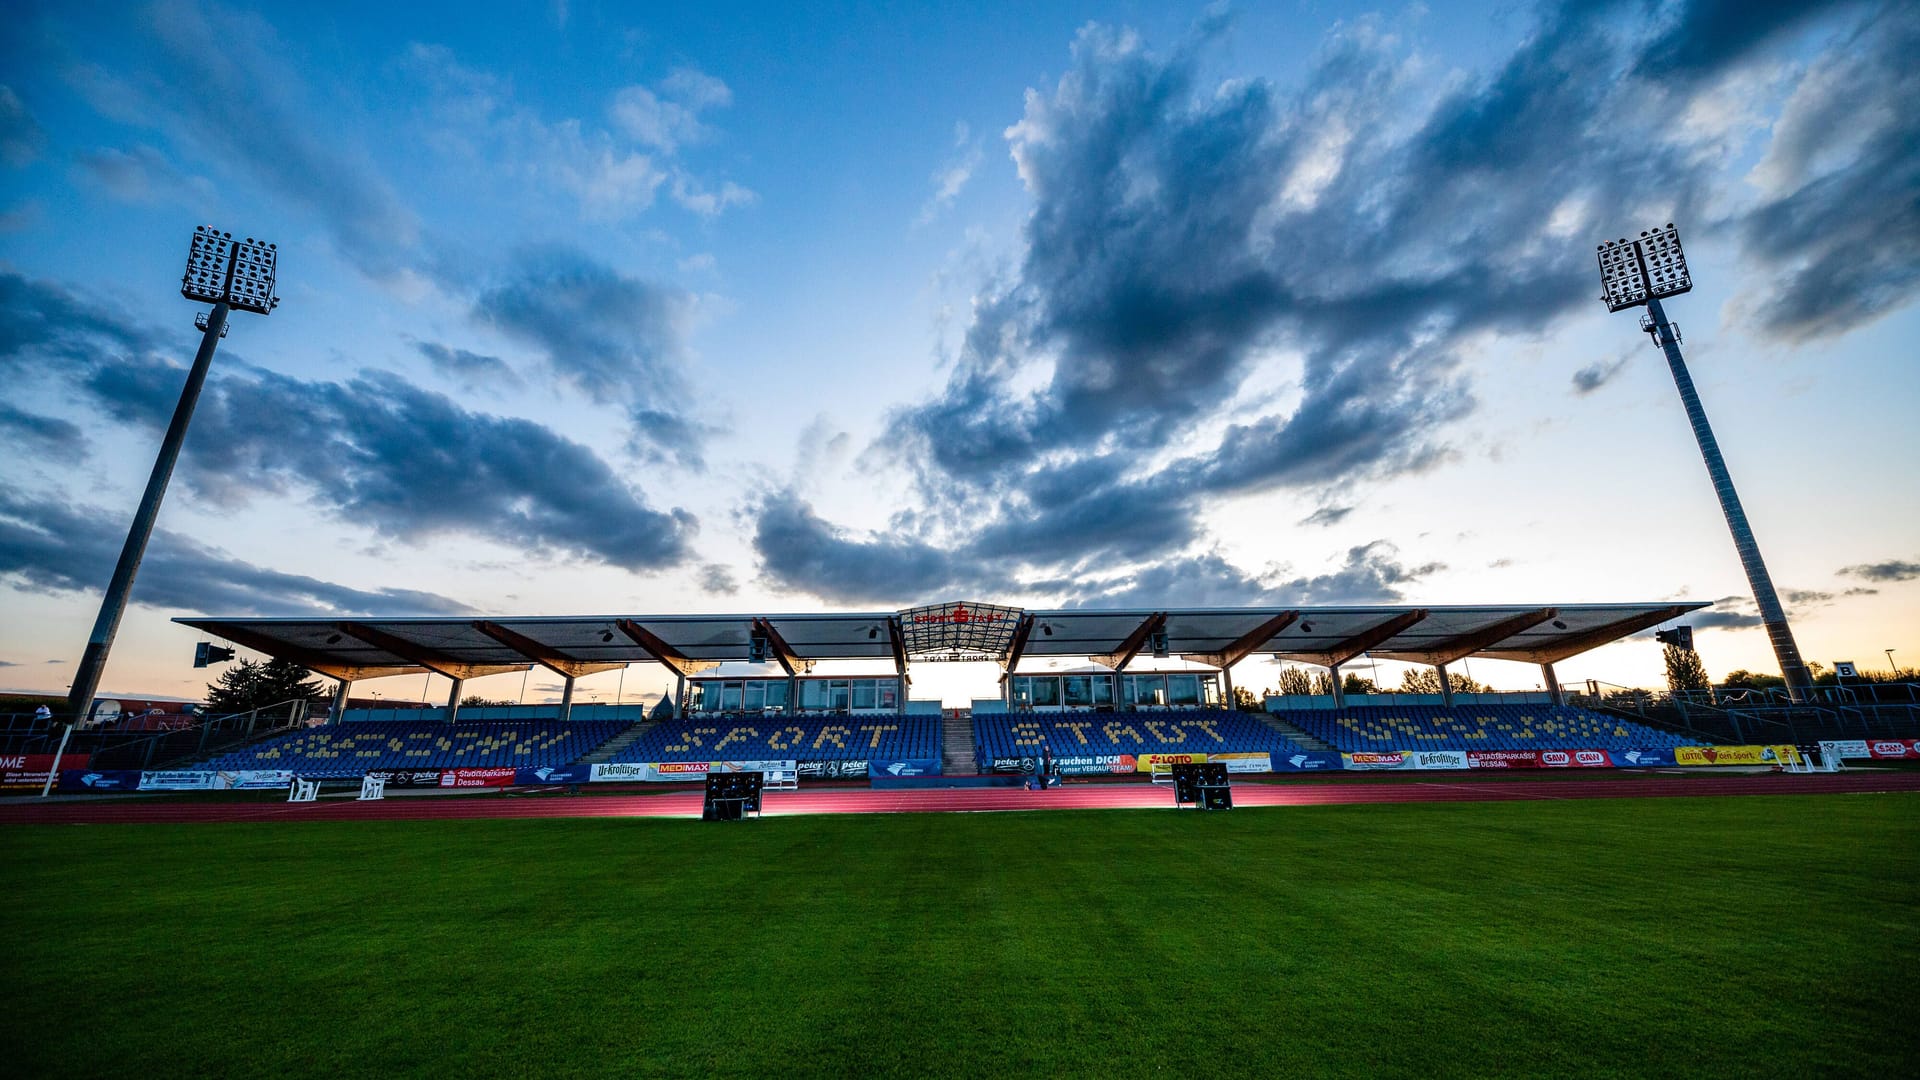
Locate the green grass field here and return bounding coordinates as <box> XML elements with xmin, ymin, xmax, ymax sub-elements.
<box><xmin>4</xmin><ymin>795</ymin><xmax>1916</xmax><ymax>1078</ymax></box>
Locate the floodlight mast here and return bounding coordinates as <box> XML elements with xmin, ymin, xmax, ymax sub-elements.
<box><xmin>1595</xmin><ymin>225</ymin><xmax>1811</xmax><ymax>703</ymax></box>
<box><xmin>63</xmin><ymin>227</ymin><xmax>279</xmax><ymax>725</ymax></box>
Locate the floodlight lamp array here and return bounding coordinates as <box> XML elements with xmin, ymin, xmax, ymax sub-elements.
<box><xmin>180</xmin><ymin>225</ymin><xmax>280</xmax><ymax>315</ymax></box>
<box><xmin>1595</xmin><ymin>222</ymin><xmax>1692</xmax><ymax>313</ymax></box>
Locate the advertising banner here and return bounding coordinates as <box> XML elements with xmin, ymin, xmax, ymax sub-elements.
<box><xmin>1052</xmin><ymin>754</ymin><xmax>1136</xmax><ymax>776</ymax></box>
<box><xmin>797</xmin><ymin>760</ymin><xmax>870</xmax><ymax>780</ymax></box>
<box><xmin>1467</xmin><ymin>750</ymin><xmax>1542</xmax><ymax>769</ymax></box>
<box><xmin>1136</xmin><ymin>753</ymin><xmax>1208</xmax><ymax>773</ymax></box>
<box><xmin>1536</xmin><ymin>749</ymin><xmax>1614</xmax><ymax>768</ymax></box>
<box><xmin>214</xmin><ymin>770</ymin><xmax>296</xmax><ymax>790</ymax></box>
<box><xmin>873</xmin><ymin>759</ymin><xmax>938</xmax><ymax>778</ymax></box>
<box><xmin>1271</xmin><ymin>751</ymin><xmax>1342</xmax><ymax>771</ymax></box>
<box><xmin>1</xmin><ymin>754</ymin><xmax>79</xmax><ymax>790</ymax></box>
<box><xmin>1613</xmin><ymin>749</ymin><xmax>1675</xmax><ymax>768</ymax></box>
<box><xmin>1819</xmin><ymin>740</ymin><xmax>1871</xmax><ymax>760</ymax></box>
<box><xmin>1867</xmin><ymin>739</ymin><xmax>1920</xmax><ymax>760</ymax></box>
<box><xmin>590</xmin><ymin>761</ymin><xmax>714</xmax><ymax>783</ymax></box>
<box><xmin>59</xmin><ymin>769</ymin><xmax>143</xmax><ymax>792</ymax></box>
<box><xmin>1674</xmin><ymin>745</ymin><xmax>1801</xmax><ymax>767</ymax></box>
<box><xmin>1410</xmin><ymin>750</ymin><xmax>1470</xmax><ymax>771</ymax></box>
<box><xmin>1343</xmin><ymin>751</ymin><xmax>1414</xmax><ymax>771</ymax></box>
<box><xmin>138</xmin><ymin>771</ymin><xmax>216</xmax><ymax>791</ymax></box>
<box><xmin>1210</xmin><ymin>752</ymin><xmax>1274</xmax><ymax>774</ymax></box>
<box><xmin>437</xmin><ymin>768</ymin><xmax>517</xmax><ymax>788</ymax></box>
<box><xmin>366</xmin><ymin>769</ymin><xmax>448</xmax><ymax>789</ymax></box>
<box><xmin>514</xmin><ymin>764</ymin><xmax>595</xmax><ymax>785</ymax></box>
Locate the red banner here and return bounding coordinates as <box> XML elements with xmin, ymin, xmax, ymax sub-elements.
<box><xmin>437</xmin><ymin>767</ymin><xmax>518</xmax><ymax>788</ymax></box>
<box><xmin>0</xmin><ymin>754</ymin><xmax>85</xmax><ymax>789</ymax></box>
<box><xmin>1867</xmin><ymin>739</ymin><xmax>1920</xmax><ymax>760</ymax></box>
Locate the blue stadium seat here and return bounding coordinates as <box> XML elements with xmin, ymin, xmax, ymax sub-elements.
<box><xmin>615</xmin><ymin>714</ymin><xmax>939</xmax><ymax>763</ymax></box>
<box><xmin>201</xmin><ymin>720</ymin><xmax>631</xmax><ymax>779</ymax></box>
<box><xmin>971</xmin><ymin>710</ymin><xmax>1306</xmax><ymax>761</ymax></box>
<box><xmin>1282</xmin><ymin>704</ymin><xmax>1696</xmax><ymax>752</ymax></box>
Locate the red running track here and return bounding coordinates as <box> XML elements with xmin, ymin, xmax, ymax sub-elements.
<box><xmin>2</xmin><ymin>771</ymin><xmax>1917</xmax><ymax>826</ymax></box>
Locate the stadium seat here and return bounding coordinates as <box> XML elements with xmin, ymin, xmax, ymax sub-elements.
<box><xmin>200</xmin><ymin>719</ymin><xmax>631</xmax><ymax>779</ymax></box>
<box><xmin>1281</xmin><ymin>704</ymin><xmax>1696</xmax><ymax>752</ymax></box>
<box><xmin>970</xmin><ymin>710</ymin><xmax>1306</xmax><ymax>760</ymax></box>
<box><xmin>615</xmin><ymin>714</ymin><xmax>939</xmax><ymax>763</ymax></box>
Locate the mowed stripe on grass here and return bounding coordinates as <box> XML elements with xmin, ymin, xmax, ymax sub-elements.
<box><xmin>2</xmin><ymin>794</ymin><xmax>1916</xmax><ymax>1078</ymax></box>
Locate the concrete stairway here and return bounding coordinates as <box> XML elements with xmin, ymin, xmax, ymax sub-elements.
<box><xmin>578</xmin><ymin>720</ymin><xmax>656</xmax><ymax>765</ymax></box>
<box><xmin>1259</xmin><ymin>711</ymin><xmax>1333</xmax><ymax>752</ymax></box>
<box><xmin>941</xmin><ymin>711</ymin><xmax>978</xmax><ymax>775</ymax></box>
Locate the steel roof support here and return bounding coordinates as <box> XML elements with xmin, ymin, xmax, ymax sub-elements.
<box><xmin>1479</xmin><ymin>605</ymin><xmax>1693</xmax><ymax>665</ymax></box>
<box><xmin>333</xmin><ymin>622</ymin><xmax>529</xmax><ymax>682</ymax></box>
<box><xmin>200</xmin><ymin>622</ymin><xmax>427</xmax><ymax>682</ymax></box>
<box><xmin>615</xmin><ymin>619</ymin><xmax>719</xmax><ymax>678</ymax></box>
<box><xmin>752</xmin><ymin>618</ymin><xmax>807</xmax><ymax>677</ymax></box>
<box><xmin>1095</xmin><ymin>612</ymin><xmax>1168</xmax><ymax>671</ymax></box>
<box><xmin>886</xmin><ymin>616</ymin><xmax>910</xmax><ymax>682</ymax></box>
<box><xmin>1191</xmin><ymin>610</ymin><xmax>1301</xmax><ymax>669</ymax></box>
<box><xmin>1274</xmin><ymin>609</ymin><xmax>1430</xmax><ymax>668</ymax></box>
<box><xmin>471</xmin><ymin>620</ymin><xmax>627</xmax><ymax>679</ymax></box>
<box><xmin>1002</xmin><ymin>613</ymin><xmax>1035</xmax><ymax>674</ymax></box>
<box><xmin>1371</xmin><ymin>608</ymin><xmax>1559</xmax><ymax>666</ymax></box>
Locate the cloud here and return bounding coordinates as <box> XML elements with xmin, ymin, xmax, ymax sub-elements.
<box><xmin>4</xmin><ymin>271</ymin><xmax>701</xmax><ymax>572</ymax></box>
<box><xmin>1740</xmin><ymin>5</ymin><xmax>1920</xmax><ymax>339</ymax></box>
<box><xmin>751</xmin><ymin>489</ymin><xmax>1012</xmax><ymax>605</ymax></box>
<box><xmin>0</xmin><ymin>402</ymin><xmax>86</xmax><ymax>457</ymax></box>
<box><xmin>413</xmin><ymin>341</ymin><xmax>520</xmax><ymax>386</ymax></box>
<box><xmin>66</xmin><ymin>0</ymin><xmax>419</xmax><ymax>275</ymax></box>
<box><xmin>1571</xmin><ymin>357</ymin><xmax>1627</xmax><ymax>395</ymax></box>
<box><xmin>0</xmin><ymin>85</ymin><xmax>47</xmax><ymax>167</ymax></box>
<box><xmin>698</xmin><ymin>563</ymin><xmax>739</xmax><ymax>595</ymax></box>
<box><xmin>754</xmin><ymin>4</ymin><xmax>1912</xmax><ymax>604</ymax></box>
<box><xmin>1690</xmin><ymin>596</ymin><xmax>1765</xmax><ymax>630</ymax></box>
<box><xmin>474</xmin><ymin>246</ymin><xmax>706</xmax><ymax>466</ymax></box>
<box><xmin>1838</xmin><ymin>558</ymin><xmax>1920</xmax><ymax>583</ymax></box>
<box><xmin>0</xmin><ymin>490</ymin><xmax>470</xmax><ymax>615</ymax></box>
<box><xmin>1299</xmin><ymin>505</ymin><xmax>1353</xmax><ymax>528</ymax></box>
<box><xmin>917</xmin><ymin>120</ymin><xmax>984</xmax><ymax>225</ymax></box>
<box><xmin>610</xmin><ymin>66</ymin><xmax>732</xmax><ymax>153</ymax></box>
<box><xmin>72</xmin><ymin>144</ymin><xmax>210</xmax><ymax>204</ymax></box>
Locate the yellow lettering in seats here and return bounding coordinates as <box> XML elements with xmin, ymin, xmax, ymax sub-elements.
<box><xmin>1103</xmin><ymin>722</ymin><xmax>1144</xmax><ymax>744</ymax></box>
<box><xmin>713</xmin><ymin>727</ymin><xmax>758</xmax><ymax>752</ymax></box>
<box><xmin>814</xmin><ymin>725</ymin><xmax>849</xmax><ymax>750</ymax></box>
<box><xmin>1054</xmin><ymin>721</ymin><xmax>1092</xmax><ymax>745</ymax></box>
<box><xmin>859</xmin><ymin>724</ymin><xmax>898</xmax><ymax>748</ymax></box>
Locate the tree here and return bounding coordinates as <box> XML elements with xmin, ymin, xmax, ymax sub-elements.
<box><xmin>1664</xmin><ymin>644</ymin><xmax>1710</xmax><ymax>695</ymax></box>
<box><xmin>1398</xmin><ymin>668</ymin><xmax>1487</xmax><ymax>694</ymax></box>
<box><xmin>204</xmin><ymin>658</ymin><xmax>327</xmax><ymax>714</ymax></box>
<box><xmin>1341</xmin><ymin>673</ymin><xmax>1378</xmax><ymax>695</ymax></box>
<box><xmin>1276</xmin><ymin>666</ymin><xmax>1315</xmax><ymax>696</ymax></box>
<box><xmin>1721</xmin><ymin>669</ymin><xmax>1785</xmax><ymax>690</ymax></box>
<box><xmin>1231</xmin><ymin>686</ymin><xmax>1260</xmax><ymax>710</ymax></box>
<box><xmin>460</xmin><ymin>695</ymin><xmax>516</xmax><ymax>707</ymax></box>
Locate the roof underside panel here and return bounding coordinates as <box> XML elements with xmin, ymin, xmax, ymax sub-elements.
<box><xmin>175</xmin><ymin>602</ymin><xmax>1704</xmax><ymax>678</ymax></box>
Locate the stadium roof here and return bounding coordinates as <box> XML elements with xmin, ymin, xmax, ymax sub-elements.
<box><xmin>175</xmin><ymin>601</ymin><xmax>1706</xmax><ymax>682</ymax></box>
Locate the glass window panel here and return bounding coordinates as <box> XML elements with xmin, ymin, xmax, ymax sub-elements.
<box><xmin>744</xmin><ymin>682</ymin><xmax>765</xmax><ymax>711</ymax></box>
<box><xmin>1093</xmin><ymin>675</ymin><xmax>1113</xmax><ymax>705</ymax></box>
<box><xmin>1170</xmin><ymin>674</ymin><xmax>1200</xmax><ymax>706</ymax></box>
<box><xmin>800</xmin><ymin>680</ymin><xmax>832</xmax><ymax>709</ymax></box>
<box><xmin>1032</xmin><ymin>678</ymin><xmax>1060</xmax><ymax>706</ymax></box>
<box><xmin>853</xmin><ymin>680</ymin><xmax>877</xmax><ymax>710</ymax></box>
<box><xmin>765</xmin><ymin>681</ymin><xmax>789</xmax><ymax>709</ymax></box>
<box><xmin>1012</xmin><ymin>677</ymin><xmax>1032</xmax><ymax>706</ymax></box>
<box><xmin>687</xmin><ymin>683</ymin><xmax>706</xmax><ymax>712</ymax></box>
<box><xmin>1064</xmin><ymin>676</ymin><xmax>1092</xmax><ymax>707</ymax></box>
<box><xmin>831</xmin><ymin>680</ymin><xmax>850</xmax><ymax>711</ymax></box>
<box><xmin>720</xmin><ymin>682</ymin><xmax>743</xmax><ymax>711</ymax></box>
<box><xmin>879</xmin><ymin>681</ymin><xmax>898</xmax><ymax>709</ymax></box>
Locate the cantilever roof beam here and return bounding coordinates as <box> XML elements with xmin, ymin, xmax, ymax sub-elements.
<box><xmin>1277</xmin><ymin>609</ymin><xmax>1430</xmax><ymax>668</ymax></box>
<box><xmin>1479</xmin><ymin>605</ymin><xmax>1695</xmax><ymax>665</ymax></box>
<box><xmin>1192</xmin><ymin>610</ymin><xmax>1301</xmax><ymax>669</ymax></box>
<box><xmin>1371</xmin><ymin>608</ymin><xmax>1560</xmax><ymax>666</ymax></box>
<box><xmin>752</xmin><ymin>618</ymin><xmax>806</xmax><ymax>677</ymax></box>
<box><xmin>471</xmin><ymin>620</ymin><xmax>627</xmax><ymax>680</ymax></box>
<box><xmin>1001</xmin><ymin>613</ymin><xmax>1036</xmax><ymax>674</ymax></box>
<box><xmin>192</xmin><ymin>621</ymin><xmax>426</xmax><ymax>682</ymax></box>
<box><xmin>615</xmin><ymin>618</ymin><xmax>719</xmax><ymax>678</ymax></box>
<box><xmin>886</xmin><ymin>616</ymin><xmax>909</xmax><ymax>680</ymax></box>
<box><xmin>1095</xmin><ymin>612</ymin><xmax>1168</xmax><ymax>671</ymax></box>
<box><xmin>333</xmin><ymin>622</ymin><xmax>530</xmax><ymax>681</ymax></box>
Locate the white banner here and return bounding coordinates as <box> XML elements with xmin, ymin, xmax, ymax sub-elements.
<box><xmin>138</xmin><ymin>771</ymin><xmax>216</xmax><ymax>791</ymax></box>
<box><xmin>1411</xmin><ymin>750</ymin><xmax>1469</xmax><ymax>771</ymax></box>
<box><xmin>1819</xmin><ymin>740</ymin><xmax>1872</xmax><ymax>759</ymax></box>
<box><xmin>1211</xmin><ymin>752</ymin><xmax>1272</xmax><ymax>774</ymax></box>
<box><xmin>213</xmin><ymin>769</ymin><xmax>296</xmax><ymax>790</ymax></box>
<box><xmin>592</xmin><ymin>760</ymin><xmax>798</xmax><ymax>783</ymax></box>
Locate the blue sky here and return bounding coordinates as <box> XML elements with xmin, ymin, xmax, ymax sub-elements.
<box><xmin>2</xmin><ymin>0</ymin><xmax>1915</xmax><ymax>706</ymax></box>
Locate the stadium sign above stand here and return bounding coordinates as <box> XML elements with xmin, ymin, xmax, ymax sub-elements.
<box><xmin>897</xmin><ymin>600</ymin><xmax>1024</xmax><ymax>661</ymax></box>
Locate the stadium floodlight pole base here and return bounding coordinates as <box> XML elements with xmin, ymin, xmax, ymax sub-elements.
<box><xmin>63</xmin><ymin>302</ymin><xmax>231</xmax><ymax>724</ymax></box>
<box><xmin>1645</xmin><ymin>298</ymin><xmax>1812</xmax><ymax>703</ymax></box>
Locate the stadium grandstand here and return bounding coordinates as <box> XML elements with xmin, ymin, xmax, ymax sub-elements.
<box><xmin>146</xmin><ymin>600</ymin><xmax>1772</xmax><ymax>782</ymax></box>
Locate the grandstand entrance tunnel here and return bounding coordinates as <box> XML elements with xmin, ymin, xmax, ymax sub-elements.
<box><xmin>157</xmin><ymin>601</ymin><xmax>1736</xmax><ymax>782</ymax></box>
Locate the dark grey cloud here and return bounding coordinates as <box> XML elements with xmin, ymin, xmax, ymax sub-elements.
<box><xmin>1571</xmin><ymin>358</ymin><xmax>1627</xmax><ymax>395</ymax></box>
<box><xmin>1839</xmin><ymin>558</ymin><xmax>1920</xmax><ymax>583</ymax></box>
<box><xmin>1740</xmin><ymin>5</ymin><xmax>1920</xmax><ymax>339</ymax></box>
<box><xmin>1690</xmin><ymin>596</ymin><xmax>1765</xmax><ymax>630</ymax></box>
<box><xmin>475</xmin><ymin>246</ymin><xmax>705</xmax><ymax>467</ymax></box>
<box><xmin>698</xmin><ymin>563</ymin><xmax>739</xmax><ymax>595</ymax></box>
<box><xmin>0</xmin><ymin>85</ymin><xmax>46</xmax><ymax>167</ymax></box>
<box><xmin>1299</xmin><ymin>505</ymin><xmax>1353</xmax><ymax>528</ymax></box>
<box><xmin>8</xmin><ymin>272</ymin><xmax>699</xmax><ymax>573</ymax></box>
<box><xmin>1636</xmin><ymin>0</ymin><xmax>1860</xmax><ymax>83</ymax></box>
<box><xmin>767</xmin><ymin>3</ymin><xmax>1894</xmax><ymax>600</ymax></box>
<box><xmin>752</xmin><ymin>490</ymin><xmax>1012</xmax><ymax>606</ymax></box>
<box><xmin>414</xmin><ymin>341</ymin><xmax>519</xmax><ymax>386</ymax></box>
<box><xmin>0</xmin><ymin>659</ymin><xmax>17</xmax><ymax>667</ymax></box>
<box><xmin>1784</xmin><ymin>588</ymin><xmax>1834</xmax><ymax>607</ymax></box>
<box><xmin>72</xmin><ymin>144</ymin><xmax>205</xmax><ymax>203</ymax></box>
<box><xmin>0</xmin><ymin>402</ymin><xmax>85</xmax><ymax>457</ymax></box>
<box><xmin>1059</xmin><ymin>541</ymin><xmax>1441</xmax><ymax>609</ymax></box>
<box><xmin>0</xmin><ymin>490</ymin><xmax>469</xmax><ymax>615</ymax></box>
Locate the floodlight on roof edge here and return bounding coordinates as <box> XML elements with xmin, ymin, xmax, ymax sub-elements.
<box><xmin>1594</xmin><ymin>222</ymin><xmax>1811</xmax><ymax>703</ymax></box>
<box><xmin>63</xmin><ymin>226</ymin><xmax>282</xmax><ymax>731</ymax></box>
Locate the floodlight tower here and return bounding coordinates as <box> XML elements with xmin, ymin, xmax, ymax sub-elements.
<box><xmin>1596</xmin><ymin>224</ymin><xmax>1811</xmax><ymax>702</ymax></box>
<box><xmin>63</xmin><ymin>227</ymin><xmax>280</xmax><ymax>723</ymax></box>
